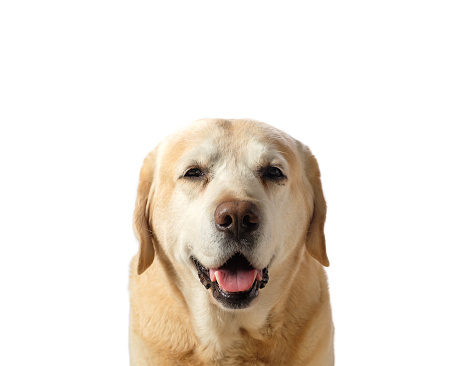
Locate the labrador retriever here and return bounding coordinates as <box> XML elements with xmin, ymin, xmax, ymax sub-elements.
<box><xmin>129</xmin><ymin>118</ymin><xmax>334</xmax><ymax>365</ymax></box>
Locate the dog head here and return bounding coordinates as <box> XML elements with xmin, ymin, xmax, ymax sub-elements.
<box><xmin>133</xmin><ymin>119</ymin><xmax>328</xmax><ymax>310</ymax></box>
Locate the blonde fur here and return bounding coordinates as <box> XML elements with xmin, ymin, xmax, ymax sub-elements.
<box><xmin>129</xmin><ymin>119</ymin><xmax>334</xmax><ymax>365</ymax></box>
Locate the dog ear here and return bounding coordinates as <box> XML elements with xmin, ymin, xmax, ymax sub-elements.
<box><xmin>303</xmin><ymin>146</ymin><xmax>330</xmax><ymax>267</ymax></box>
<box><xmin>133</xmin><ymin>148</ymin><xmax>158</xmax><ymax>275</ymax></box>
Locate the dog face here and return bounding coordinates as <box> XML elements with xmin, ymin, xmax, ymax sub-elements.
<box><xmin>134</xmin><ymin>119</ymin><xmax>328</xmax><ymax>310</ymax></box>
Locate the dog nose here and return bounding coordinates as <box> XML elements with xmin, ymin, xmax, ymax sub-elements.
<box><xmin>214</xmin><ymin>201</ymin><xmax>260</xmax><ymax>238</ymax></box>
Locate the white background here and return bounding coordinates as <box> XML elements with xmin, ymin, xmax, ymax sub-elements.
<box><xmin>1</xmin><ymin>1</ymin><xmax>470</xmax><ymax>365</ymax></box>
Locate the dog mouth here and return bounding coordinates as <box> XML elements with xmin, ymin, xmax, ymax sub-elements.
<box><xmin>191</xmin><ymin>253</ymin><xmax>269</xmax><ymax>309</ymax></box>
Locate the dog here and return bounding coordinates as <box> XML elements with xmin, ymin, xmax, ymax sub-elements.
<box><xmin>129</xmin><ymin>118</ymin><xmax>334</xmax><ymax>365</ymax></box>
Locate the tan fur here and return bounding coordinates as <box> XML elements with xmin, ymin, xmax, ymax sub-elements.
<box><xmin>129</xmin><ymin>119</ymin><xmax>334</xmax><ymax>365</ymax></box>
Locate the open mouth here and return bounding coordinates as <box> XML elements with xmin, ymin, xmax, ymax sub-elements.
<box><xmin>192</xmin><ymin>253</ymin><xmax>269</xmax><ymax>309</ymax></box>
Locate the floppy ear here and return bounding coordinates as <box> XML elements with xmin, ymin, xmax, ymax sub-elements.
<box><xmin>133</xmin><ymin>148</ymin><xmax>158</xmax><ymax>275</ymax></box>
<box><xmin>303</xmin><ymin>146</ymin><xmax>330</xmax><ymax>267</ymax></box>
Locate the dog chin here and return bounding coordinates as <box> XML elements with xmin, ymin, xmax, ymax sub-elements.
<box><xmin>192</xmin><ymin>253</ymin><xmax>269</xmax><ymax>310</ymax></box>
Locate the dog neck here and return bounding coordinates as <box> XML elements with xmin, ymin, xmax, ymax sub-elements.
<box><xmin>130</xmin><ymin>249</ymin><xmax>332</xmax><ymax>364</ymax></box>
<box><xmin>185</xmin><ymin>287</ymin><xmax>273</xmax><ymax>358</ymax></box>
<box><xmin>130</xmin><ymin>253</ymin><xmax>333</xmax><ymax>365</ymax></box>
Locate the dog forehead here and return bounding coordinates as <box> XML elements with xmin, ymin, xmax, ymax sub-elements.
<box><xmin>160</xmin><ymin>119</ymin><xmax>298</xmax><ymax>173</ymax></box>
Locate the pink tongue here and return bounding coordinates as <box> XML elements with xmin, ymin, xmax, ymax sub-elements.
<box><xmin>209</xmin><ymin>268</ymin><xmax>258</xmax><ymax>293</ymax></box>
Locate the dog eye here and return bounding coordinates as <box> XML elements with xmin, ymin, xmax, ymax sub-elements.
<box><xmin>262</xmin><ymin>166</ymin><xmax>285</xmax><ymax>180</ymax></box>
<box><xmin>183</xmin><ymin>167</ymin><xmax>204</xmax><ymax>178</ymax></box>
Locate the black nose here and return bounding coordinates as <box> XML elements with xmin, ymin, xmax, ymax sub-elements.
<box><xmin>214</xmin><ymin>201</ymin><xmax>261</xmax><ymax>238</ymax></box>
